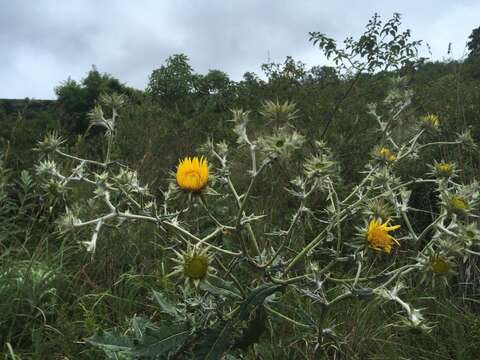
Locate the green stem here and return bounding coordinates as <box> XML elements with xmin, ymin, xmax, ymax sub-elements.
<box><xmin>417</xmin><ymin>140</ymin><xmax>462</xmax><ymax>151</ymax></box>
<box><xmin>465</xmin><ymin>249</ymin><xmax>480</xmax><ymax>256</ymax></box>
<box><xmin>215</xmin><ymin>258</ymin><xmax>246</xmax><ymax>297</ymax></box>
<box><xmin>164</xmin><ymin>222</ymin><xmax>241</xmax><ymax>256</ymax></box>
<box><xmin>265</xmin><ymin>305</ymin><xmax>310</xmax><ymax>328</ymax></box>
<box><xmin>328</xmin><ymin>291</ymin><xmax>354</xmax><ymax>307</ymax></box>
<box><xmin>375</xmin><ymin>265</ymin><xmax>419</xmax><ymax>290</ymax></box>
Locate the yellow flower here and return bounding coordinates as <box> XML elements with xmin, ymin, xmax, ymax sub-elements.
<box><xmin>185</xmin><ymin>255</ymin><xmax>209</xmax><ymax>279</ymax></box>
<box><xmin>176</xmin><ymin>156</ymin><xmax>209</xmax><ymax>192</ymax></box>
<box><xmin>377</xmin><ymin>147</ymin><xmax>397</xmax><ymax>162</ymax></box>
<box><xmin>434</xmin><ymin>161</ymin><xmax>454</xmax><ymax>177</ymax></box>
<box><xmin>420</xmin><ymin>113</ymin><xmax>440</xmax><ymax>129</ymax></box>
<box><xmin>450</xmin><ymin>196</ymin><xmax>469</xmax><ymax>213</ymax></box>
<box><xmin>367</xmin><ymin>218</ymin><xmax>401</xmax><ymax>253</ymax></box>
<box><xmin>430</xmin><ymin>256</ymin><xmax>450</xmax><ymax>275</ymax></box>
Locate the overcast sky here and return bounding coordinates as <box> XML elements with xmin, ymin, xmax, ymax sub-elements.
<box><xmin>1</xmin><ymin>0</ymin><xmax>478</xmax><ymax>99</ymax></box>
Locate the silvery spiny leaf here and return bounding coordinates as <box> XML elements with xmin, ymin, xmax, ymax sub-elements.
<box><xmin>57</xmin><ymin>208</ymin><xmax>81</xmax><ymax>233</ymax></box>
<box><xmin>240</xmin><ymin>213</ymin><xmax>267</xmax><ymax>226</ymax></box>
<box><xmin>258</xmin><ymin>129</ymin><xmax>305</xmax><ymax>158</ymax></box>
<box><xmin>230</xmin><ymin>109</ymin><xmax>251</xmax><ymax>144</ymax></box>
<box><xmin>100</xmin><ymin>93</ymin><xmax>126</xmax><ymax>108</ymax></box>
<box><xmin>457</xmin><ymin>129</ymin><xmax>477</xmax><ymax>151</ymax></box>
<box><xmin>259</xmin><ymin>99</ymin><xmax>299</xmax><ymax>125</ymax></box>
<box><xmin>35</xmin><ymin>131</ymin><xmax>65</xmax><ymax>154</ymax></box>
<box><xmin>35</xmin><ymin>159</ymin><xmax>60</xmax><ymax>177</ymax></box>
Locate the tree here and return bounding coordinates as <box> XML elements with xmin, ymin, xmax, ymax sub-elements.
<box><xmin>467</xmin><ymin>26</ymin><xmax>480</xmax><ymax>58</ymax></box>
<box><xmin>308</xmin><ymin>13</ymin><xmax>423</xmax><ymax>138</ymax></box>
<box><xmin>55</xmin><ymin>66</ymin><xmax>131</xmax><ymax>135</ymax></box>
<box><xmin>146</xmin><ymin>54</ymin><xmax>199</xmax><ymax>105</ymax></box>
<box><xmin>197</xmin><ymin>70</ymin><xmax>232</xmax><ymax>96</ymax></box>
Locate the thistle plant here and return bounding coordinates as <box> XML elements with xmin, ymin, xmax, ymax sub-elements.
<box><xmin>25</xmin><ymin>43</ymin><xmax>480</xmax><ymax>359</ymax></box>
<box><xmin>34</xmin><ymin>77</ymin><xmax>480</xmax><ymax>359</ymax></box>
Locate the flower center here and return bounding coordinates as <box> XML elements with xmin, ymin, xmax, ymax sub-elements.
<box><xmin>185</xmin><ymin>256</ymin><xmax>208</xmax><ymax>279</ymax></box>
<box><xmin>431</xmin><ymin>258</ymin><xmax>449</xmax><ymax>274</ymax></box>
<box><xmin>369</xmin><ymin>228</ymin><xmax>389</xmax><ymax>244</ymax></box>
<box><xmin>378</xmin><ymin>148</ymin><xmax>396</xmax><ymax>162</ymax></box>
<box><xmin>451</xmin><ymin>196</ymin><xmax>468</xmax><ymax>211</ymax></box>
<box><xmin>436</xmin><ymin>163</ymin><xmax>453</xmax><ymax>175</ymax></box>
<box><xmin>185</xmin><ymin>170</ymin><xmax>201</xmax><ymax>185</ymax></box>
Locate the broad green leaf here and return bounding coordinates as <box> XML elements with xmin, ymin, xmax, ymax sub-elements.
<box><xmin>192</xmin><ymin>322</ymin><xmax>234</xmax><ymax>360</ymax></box>
<box><xmin>86</xmin><ymin>330</ymin><xmax>133</xmax><ymax>353</ymax></box>
<box><xmin>239</xmin><ymin>283</ymin><xmax>284</xmax><ymax>319</ymax></box>
<box><xmin>133</xmin><ymin>323</ymin><xmax>191</xmax><ymax>357</ymax></box>
<box><xmin>193</xmin><ymin>283</ymin><xmax>284</xmax><ymax>359</ymax></box>
<box><xmin>130</xmin><ymin>316</ymin><xmax>150</xmax><ymax>340</ymax></box>
<box><xmin>234</xmin><ymin>305</ymin><xmax>267</xmax><ymax>350</ymax></box>
<box><xmin>199</xmin><ymin>276</ymin><xmax>242</xmax><ymax>300</ymax></box>
<box><xmin>152</xmin><ymin>290</ymin><xmax>181</xmax><ymax>319</ymax></box>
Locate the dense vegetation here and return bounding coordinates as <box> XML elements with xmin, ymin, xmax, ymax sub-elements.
<box><xmin>1</xmin><ymin>14</ymin><xmax>480</xmax><ymax>359</ymax></box>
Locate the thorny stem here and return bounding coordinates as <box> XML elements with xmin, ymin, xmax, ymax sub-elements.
<box><xmin>73</xmin><ymin>212</ymin><xmax>116</xmax><ymax>227</ymax></box>
<box><xmin>416</xmin><ymin>213</ymin><xmax>446</xmax><ymax>243</ymax></box>
<box><xmin>283</xmin><ymin>183</ymin><xmax>374</xmax><ymax>275</ymax></box>
<box><xmin>417</xmin><ymin>140</ymin><xmax>462</xmax><ymax>151</ymax></box>
<box><xmin>396</xmin><ymin>129</ymin><xmax>424</xmax><ymax>161</ymax></box>
<box><xmin>341</xmin><ymin>165</ymin><xmax>378</xmax><ymax>204</ymax></box>
<box><xmin>271</xmin><ymin>273</ymin><xmax>312</xmax><ymax>285</ymax></box>
<box><xmin>284</xmin><ymin>195</ymin><xmax>363</xmax><ymax>275</ymax></box>
<box><xmin>265</xmin><ymin>305</ymin><xmax>310</xmax><ymax>328</ymax></box>
<box><xmin>326</xmin><ymin>262</ymin><xmax>417</xmax><ymax>285</ymax></box>
<box><xmin>197</xmin><ymin>227</ymin><xmax>222</xmax><ymax>246</ymax></box>
<box><xmin>106</xmin><ymin>134</ymin><xmax>113</xmax><ymax>165</ymax></box>
<box><xmin>353</xmin><ymin>260</ymin><xmax>363</xmax><ymax>287</ymax></box>
<box><xmin>215</xmin><ymin>258</ymin><xmax>246</xmax><ymax>297</ymax></box>
<box><xmin>105</xmin><ymin>108</ymin><xmax>117</xmax><ymax>164</ymax></box>
<box><xmin>386</xmin><ymin>183</ymin><xmax>418</xmax><ymax>242</ymax></box>
<box><xmin>56</xmin><ymin>149</ymin><xmax>107</xmax><ymax>168</ymax></box>
<box><xmin>216</xmin><ymin>148</ymin><xmax>263</xmax><ymax>260</ymax></box>
<box><xmin>376</xmin><ymin>265</ymin><xmax>419</xmax><ymax>290</ymax></box>
<box><xmin>225</xmin><ymin>163</ymin><xmax>261</xmax><ymax>259</ymax></box>
<box><xmin>199</xmin><ymin>195</ymin><xmax>234</xmax><ymax>231</ymax></box>
<box><xmin>284</xmin><ymin>228</ymin><xmax>328</xmax><ymax>274</ymax></box>
<box><xmin>262</xmin><ymin>192</ymin><xmax>309</xmax><ymax>269</ymax></box>
<box><xmin>328</xmin><ymin>291</ymin><xmax>354</xmax><ymax>307</ymax></box>
<box><xmin>465</xmin><ymin>249</ymin><xmax>480</xmax><ymax>256</ymax></box>
<box><xmin>227</xmin><ymin>178</ymin><xmax>242</xmax><ymax>207</ymax></box>
<box><xmin>86</xmin><ymin>218</ymin><xmax>104</xmax><ymax>252</ymax></box>
<box><xmin>327</xmin><ymin>180</ymin><xmax>343</xmax><ymax>254</ymax></box>
<box><xmin>164</xmin><ymin>221</ymin><xmax>241</xmax><ymax>256</ymax></box>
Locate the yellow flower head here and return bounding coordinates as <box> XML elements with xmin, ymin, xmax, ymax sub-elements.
<box><xmin>435</xmin><ymin>161</ymin><xmax>454</xmax><ymax>177</ymax></box>
<box><xmin>367</xmin><ymin>218</ymin><xmax>401</xmax><ymax>253</ymax></box>
<box><xmin>430</xmin><ymin>256</ymin><xmax>450</xmax><ymax>275</ymax></box>
<box><xmin>376</xmin><ymin>147</ymin><xmax>397</xmax><ymax>162</ymax></box>
<box><xmin>184</xmin><ymin>254</ymin><xmax>209</xmax><ymax>280</ymax></box>
<box><xmin>176</xmin><ymin>156</ymin><xmax>209</xmax><ymax>192</ymax></box>
<box><xmin>450</xmin><ymin>196</ymin><xmax>469</xmax><ymax>213</ymax></box>
<box><xmin>420</xmin><ymin>113</ymin><xmax>440</xmax><ymax>129</ymax></box>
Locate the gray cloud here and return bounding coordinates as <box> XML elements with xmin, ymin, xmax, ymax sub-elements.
<box><xmin>0</xmin><ymin>0</ymin><xmax>478</xmax><ymax>99</ymax></box>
